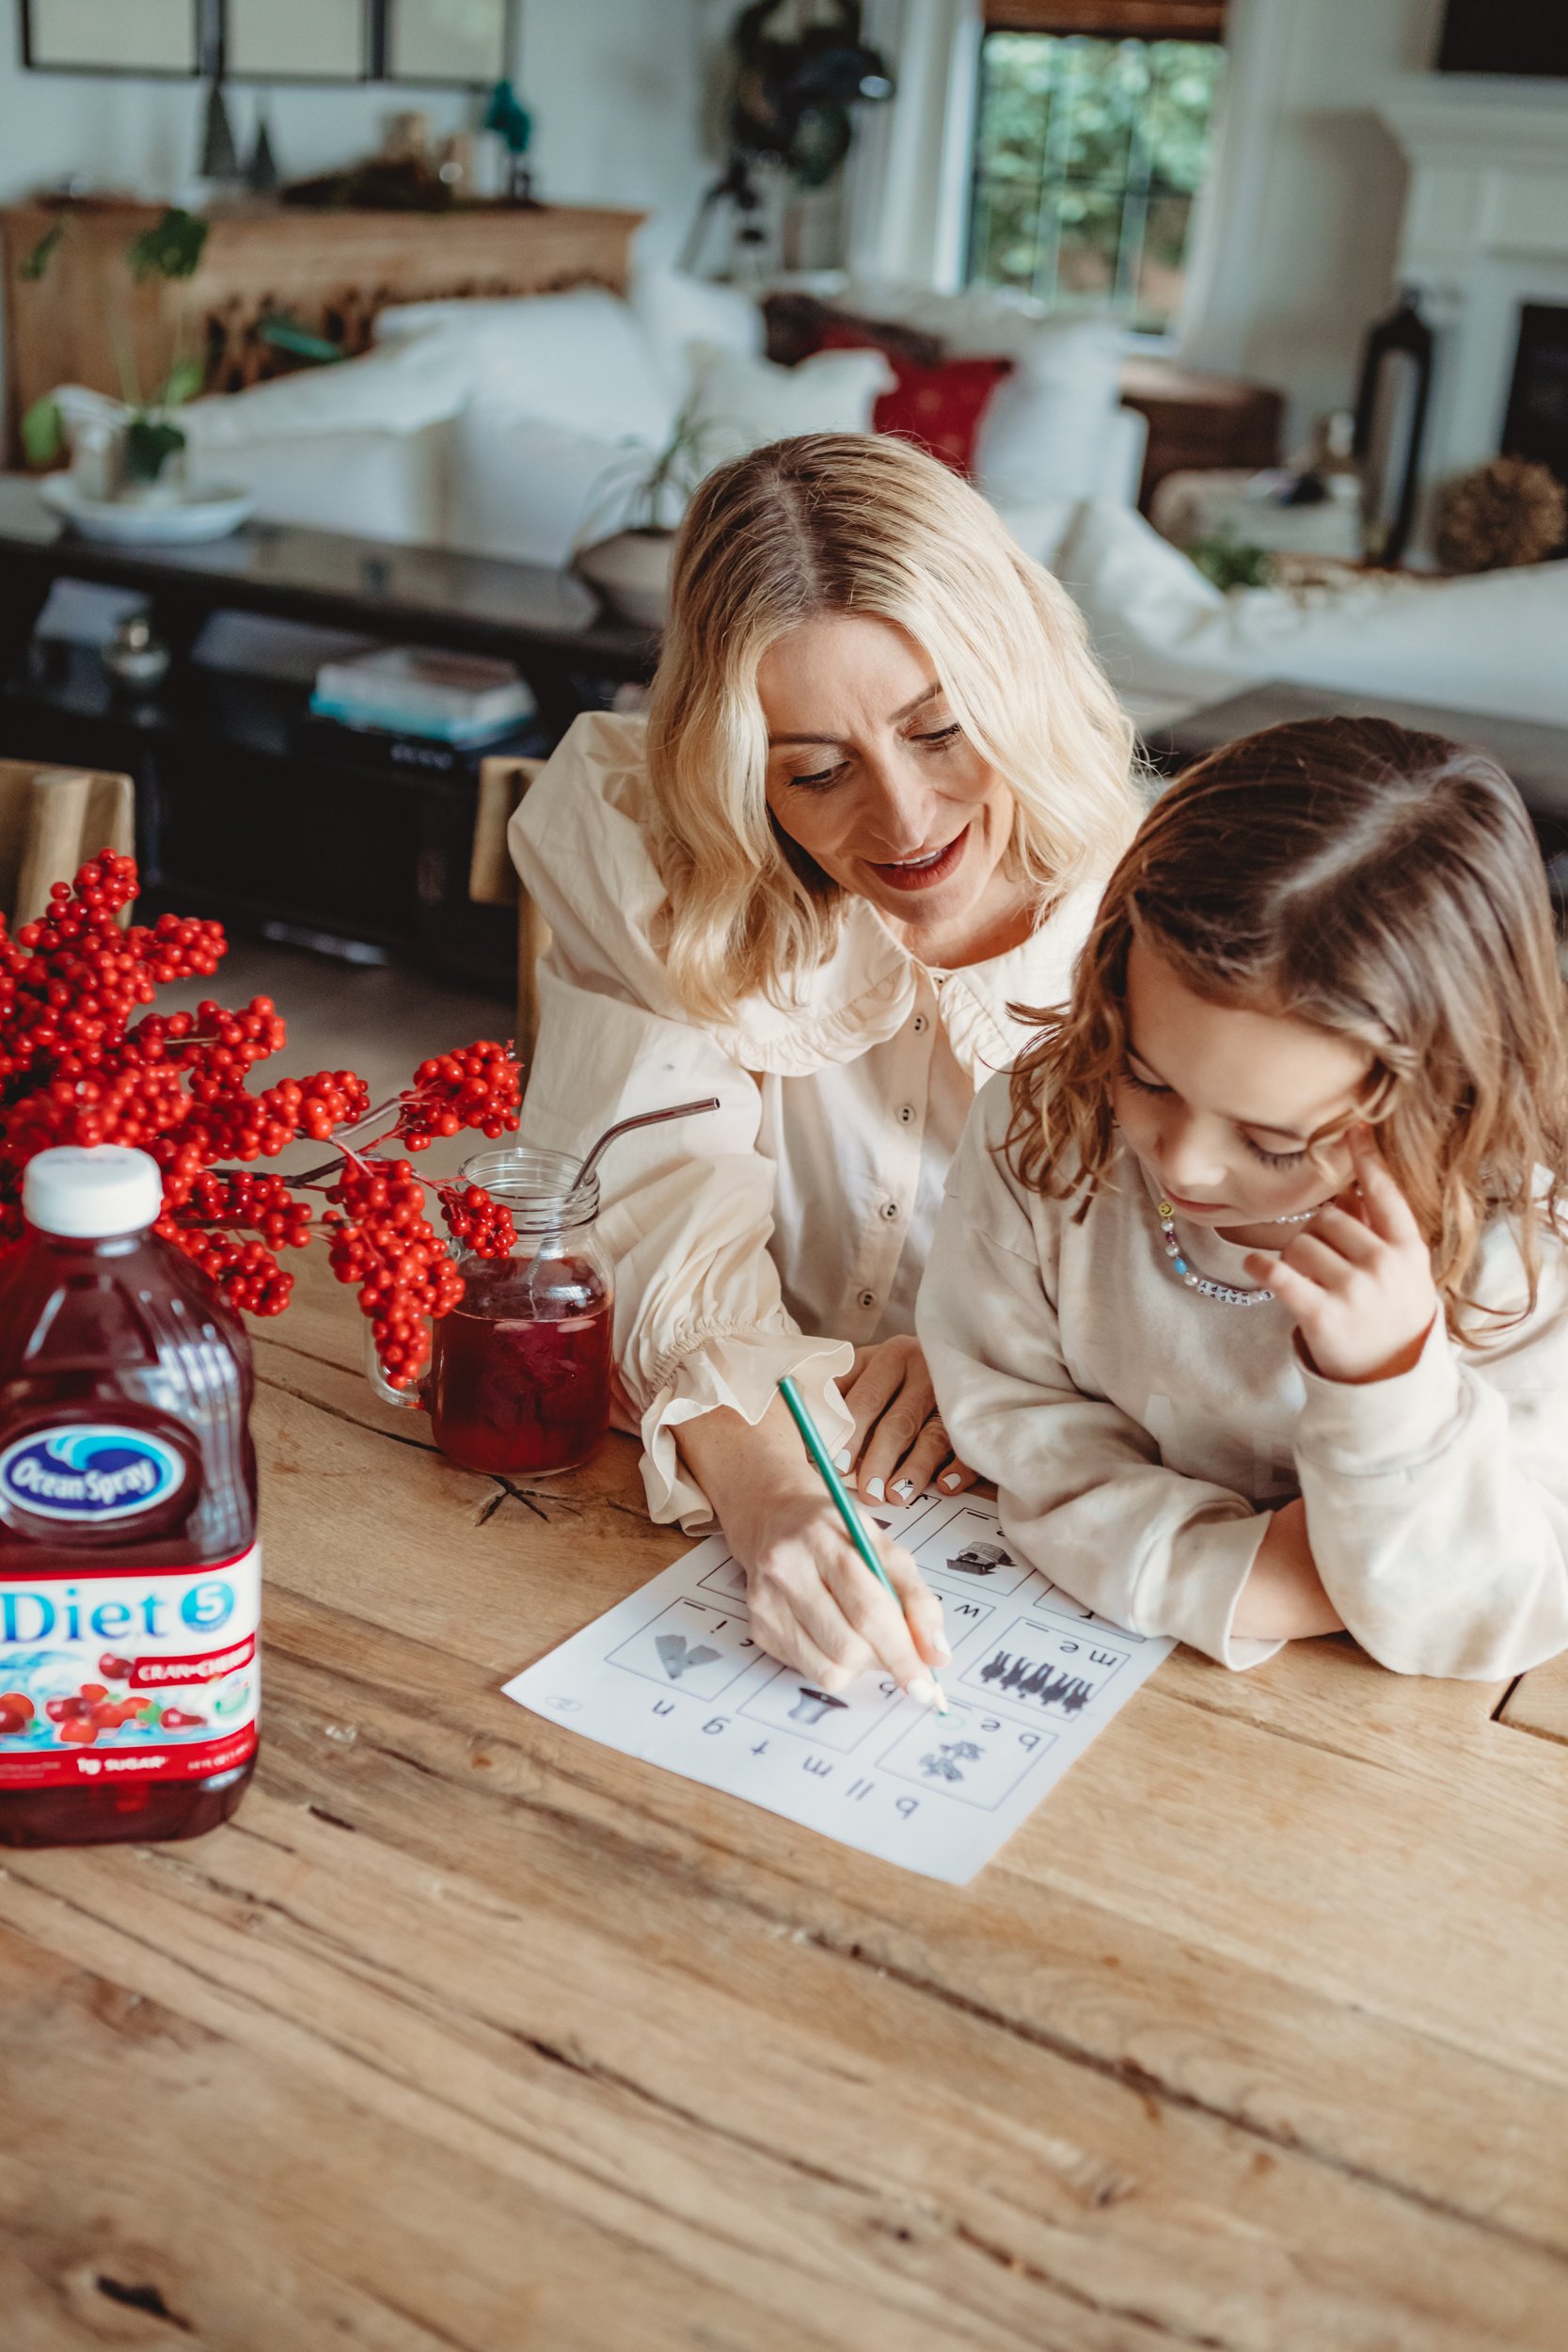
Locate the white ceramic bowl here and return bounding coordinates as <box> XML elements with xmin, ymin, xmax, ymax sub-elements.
<box><xmin>40</xmin><ymin>475</ymin><xmax>256</xmax><ymax>545</ymax></box>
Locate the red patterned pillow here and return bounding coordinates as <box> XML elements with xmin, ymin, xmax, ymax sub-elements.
<box><xmin>817</xmin><ymin>323</ymin><xmax>1013</xmax><ymax>477</ymax></box>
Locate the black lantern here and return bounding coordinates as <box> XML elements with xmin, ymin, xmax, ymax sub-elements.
<box><xmin>1353</xmin><ymin>290</ymin><xmax>1434</xmax><ymax>567</ymax></box>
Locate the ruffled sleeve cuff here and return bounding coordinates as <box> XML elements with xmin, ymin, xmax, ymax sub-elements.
<box><xmin>640</xmin><ymin>1327</ymin><xmax>857</xmax><ymax>1532</ymax></box>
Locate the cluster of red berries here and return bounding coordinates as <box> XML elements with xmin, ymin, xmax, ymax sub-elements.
<box><xmin>162</xmin><ymin>1226</ymin><xmax>296</xmax><ymax>1316</ymax></box>
<box><xmin>168</xmin><ymin>997</ymin><xmax>289</xmax><ymax>1093</ymax></box>
<box><xmin>325</xmin><ymin>1157</ymin><xmax>467</xmax><ymax>1390</ymax></box>
<box><xmin>437</xmin><ymin>1182</ymin><xmax>517</xmax><ymax>1260</ymax></box>
<box><xmin>178</xmin><ymin>1169</ymin><xmax>313</xmax><ymax>1251</ymax></box>
<box><xmin>0</xmin><ymin>853</ymin><xmax>523</xmax><ymax>1381</ymax></box>
<box><xmin>3</xmin><ymin>1058</ymin><xmax>193</xmax><ymax>1162</ymax></box>
<box><xmin>185</xmin><ymin>1068</ymin><xmax>372</xmax><ymax>1163</ymax></box>
<box><xmin>0</xmin><ymin>860</ymin><xmax>225</xmax><ymax>1093</ymax></box>
<box><xmin>394</xmin><ymin>1042</ymin><xmax>522</xmax><ymax>1152</ymax></box>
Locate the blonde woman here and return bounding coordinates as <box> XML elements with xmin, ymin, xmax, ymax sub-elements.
<box><xmin>511</xmin><ymin>433</ymin><xmax>1138</xmax><ymax>1701</ymax></box>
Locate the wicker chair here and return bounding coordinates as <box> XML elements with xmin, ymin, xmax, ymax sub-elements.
<box><xmin>0</xmin><ymin>760</ymin><xmax>135</xmax><ymax>926</ymax></box>
<box><xmin>469</xmin><ymin>755</ymin><xmax>548</xmax><ymax>1069</ymax></box>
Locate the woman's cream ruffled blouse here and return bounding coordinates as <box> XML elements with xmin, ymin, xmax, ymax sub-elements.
<box><xmin>509</xmin><ymin>710</ymin><xmax>1101</xmax><ymax>1529</ymax></box>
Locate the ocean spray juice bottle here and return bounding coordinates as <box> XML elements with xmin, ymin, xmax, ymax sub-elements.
<box><xmin>0</xmin><ymin>1147</ymin><xmax>259</xmax><ymax>1848</ymax></box>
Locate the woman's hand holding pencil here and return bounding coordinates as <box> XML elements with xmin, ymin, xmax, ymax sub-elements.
<box><xmin>675</xmin><ymin>1380</ymin><xmax>951</xmax><ymax>1702</ymax></box>
<box><xmin>737</xmin><ymin>1486</ymin><xmax>951</xmax><ymax>1704</ymax></box>
<box><xmin>773</xmin><ymin>1375</ymin><xmax>952</xmax><ymax>1709</ymax></box>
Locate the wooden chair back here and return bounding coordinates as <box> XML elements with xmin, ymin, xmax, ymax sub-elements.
<box><xmin>0</xmin><ymin>761</ymin><xmax>135</xmax><ymax>927</ymax></box>
<box><xmin>471</xmin><ymin>756</ymin><xmax>548</xmax><ymax>1068</ymax></box>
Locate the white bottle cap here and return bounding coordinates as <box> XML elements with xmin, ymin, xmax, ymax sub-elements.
<box><xmin>23</xmin><ymin>1146</ymin><xmax>163</xmax><ymax>1238</ymax></box>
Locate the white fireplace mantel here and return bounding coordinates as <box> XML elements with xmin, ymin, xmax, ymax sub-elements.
<box><xmin>1380</xmin><ymin>75</ymin><xmax>1568</xmax><ymax>177</ymax></box>
<box><xmin>1376</xmin><ymin>72</ymin><xmax>1568</xmax><ymax>516</ymax></box>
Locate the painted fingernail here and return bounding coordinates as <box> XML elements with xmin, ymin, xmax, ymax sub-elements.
<box><xmin>864</xmin><ymin>1478</ymin><xmax>886</xmax><ymax>1502</ymax></box>
<box><xmin>934</xmin><ymin>1631</ymin><xmax>953</xmax><ymax>1661</ymax></box>
<box><xmin>907</xmin><ymin>1675</ymin><xmax>938</xmax><ymax>1707</ymax></box>
<box><xmin>940</xmin><ymin>1471</ymin><xmax>962</xmax><ymax>1491</ymax></box>
<box><xmin>833</xmin><ymin>1448</ymin><xmax>853</xmax><ymax>1471</ymax></box>
<box><xmin>892</xmin><ymin>1478</ymin><xmax>914</xmax><ymax>1500</ymax></box>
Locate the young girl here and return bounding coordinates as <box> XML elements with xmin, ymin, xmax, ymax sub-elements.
<box><xmin>917</xmin><ymin>716</ymin><xmax>1568</xmax><ymax>1674</ymax></box>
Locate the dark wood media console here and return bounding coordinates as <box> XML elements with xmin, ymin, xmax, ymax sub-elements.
<box><xmin>0</xmin><ymin>480</ymin><xmax>657</xmax><ymax>989</ymax></box>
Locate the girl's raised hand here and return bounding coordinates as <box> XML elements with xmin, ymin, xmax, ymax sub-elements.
<box><xmin>1242</xmin><ymin>1126</ymin><xmax>1438</xmax><ymax>1384</ymax></box>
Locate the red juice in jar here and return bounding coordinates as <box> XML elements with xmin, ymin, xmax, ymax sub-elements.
<box><xmin>421</xmin><ymin>1148</ymin><xmax>613</xmax><ymax>1477</ymax></box>
<box><xmin>427</xmin><ymin>1253</ymin><xmax>611</xmax><ymax>1476</ymax></box>
<box><xmin>0</xmin><ymin>1147</ymin><xmax>259</xmax><ymax>1850</ymax></box>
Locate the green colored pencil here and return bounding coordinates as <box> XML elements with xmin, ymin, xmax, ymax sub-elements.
<box><xmin>777</xmin><ymin>1374</ymin><xmax>951</xmax><ymax>1716</ymax></box>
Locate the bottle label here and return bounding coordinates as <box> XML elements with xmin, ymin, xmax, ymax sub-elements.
<box><xmin>0</xmin><ymin>1545</ymin><xmax>259</xmax><ymax>1791</ymax></box>
<box><xmin>0</xmin><ymin>1424</ymin><xmax>186</xmax><ymax>1524</ymax></box>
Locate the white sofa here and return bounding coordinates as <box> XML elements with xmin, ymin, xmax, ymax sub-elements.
<box><xmin>177</xmin><ymin>268</ymin><xmax>1568</xmax><ymax>736</ymax></box>
<box><xmin>180</xmin><ymin>268</ymin><xmax>1148</xmax><ymax>573</ymax></box>
<box><xmin>1047</xmin><ymin>500</ymin><xmax>1568</xmax><ymax>733</ymax></box>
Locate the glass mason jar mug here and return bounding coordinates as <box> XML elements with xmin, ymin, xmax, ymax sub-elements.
<box><xmin>369</xmin><ymin>1148</ymin><xmax>613</xmax><ymax>1477</ymax></box>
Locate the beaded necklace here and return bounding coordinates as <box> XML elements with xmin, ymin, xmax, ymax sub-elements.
<box><xmin>1154</xmin><ymin>1199</ymin><xmax>1319</xmax><ymax>1308</ymax></box>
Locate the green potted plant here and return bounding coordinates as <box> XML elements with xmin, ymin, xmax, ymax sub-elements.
<box><xmin>19</xmin><ymin>207</ymin><xmax>210</xmax><ymax>501</ymax></box>
<box><xmin>572</xmin><ymin>404</ymin><xmax>716</xmax><ymax>629</ymax></box>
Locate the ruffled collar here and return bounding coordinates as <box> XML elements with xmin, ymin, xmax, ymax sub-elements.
<box><xmin>713</xmin><ymin>887</ymin><xmax>1101</xmax><ymax>1081</ymax></box>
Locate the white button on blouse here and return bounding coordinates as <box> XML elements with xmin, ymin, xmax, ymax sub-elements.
<box><xmin>510</xmin><ymin>711</ymin><xmax>1103</xmax><ymax>1531</ymax></box>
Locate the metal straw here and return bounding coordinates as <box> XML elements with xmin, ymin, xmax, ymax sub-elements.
<box><xmin>516</xmin><ymin>1095</ymin><xmax>721</xmax><ymax>1311</ymax></box>
<box><xmin>571</xmin><ymin>1097</ymin><xmax>721</xmax><ymax>1198</ymax></box>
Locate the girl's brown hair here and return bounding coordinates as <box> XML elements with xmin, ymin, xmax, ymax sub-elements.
<box><xmin>1006</xmin><ymin>715</ymin><xmax>1568</xmax><ymax>1340</ymax></box>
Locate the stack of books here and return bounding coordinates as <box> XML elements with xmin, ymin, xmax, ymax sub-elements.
<box><xmin>309</xmin><ymin>646</ymin><xmax>536</xmax><ymax>746</ymax></box>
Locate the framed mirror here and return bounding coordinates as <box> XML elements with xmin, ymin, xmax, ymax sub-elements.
<box><xmin>384</xmin><ymin>0</ymin><xmax>514</xmax><ymax>87</ymax></box>
<box><xmin>22</xmin><ymin>0</ymin><xmax>201</xmax><ymax>74</ymax></box>
<box><xmin>222</xmin><ymin>0</ymin><xmax>371</xmax><ymax>82</ymax></box>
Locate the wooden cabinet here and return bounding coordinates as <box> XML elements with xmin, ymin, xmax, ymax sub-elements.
<box><xmin>0</xmin><ymin>198</ymin><xmax>644</xmax><ymax>457</ymax></box>
<box><xmin>1119</xmin><ymin>355</ymin><xmax>1285</xmax><ymax>512</ymax></box>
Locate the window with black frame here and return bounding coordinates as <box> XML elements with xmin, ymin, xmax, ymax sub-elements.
<box><xmin>967</xmin><ymin>11</ymin><xmax>1226</xmax><ymax>336</ymax></box>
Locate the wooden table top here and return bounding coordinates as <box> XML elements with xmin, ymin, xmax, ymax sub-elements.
<box><xmin>5</xmin><ymin>1251</ymin><xmax>1566</xmax><ymax>2349</ymax></box>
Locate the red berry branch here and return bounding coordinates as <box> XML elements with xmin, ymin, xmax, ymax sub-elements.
<box><xmin>0</xmin><ymin>852</ymin><xmax>522</xmax><ymax>1389</ymax></box>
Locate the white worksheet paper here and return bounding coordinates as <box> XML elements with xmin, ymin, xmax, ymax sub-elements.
<box><xmin>503</xmin><ymin>1491</ymin><xmax>1172</xmax><ymax>1884</ymax></box>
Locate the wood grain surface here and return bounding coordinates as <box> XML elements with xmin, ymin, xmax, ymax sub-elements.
<box><xmin>2</xmin><ymin>1252</ymin><xmax>1564</xmax><ymax>2350</ymax></box>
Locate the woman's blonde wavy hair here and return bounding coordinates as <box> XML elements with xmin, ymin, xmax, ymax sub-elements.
<box><xmin>646</xmin><ymin>433</ymin><xmax>1139</xmax><ymax>1022</ymax></box>
<box><xmin>1006</xmin><ymin>716</ymin><xmax>1568</xmax><ymax>1343</ymax></box>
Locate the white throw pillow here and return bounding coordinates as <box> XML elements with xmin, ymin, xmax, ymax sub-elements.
<box><xmin>629</xmin><ymin>267</ymin><xmax>763</xmax><ymax>405</ymax></box>
<box><xmin>372</xmin><ymin>287</ymin><xmax>677</xmax><ymax>449</ymax></box>
<box><xmin>181</xmin><ymin>415</ymin><xmax>452</xmax><ymax>546</ymax></box>
<box><xmin>446</xmin><ymin>405</ymin><xmax>640</xmax><ymax>567</ymax></box>
<box><xmin>182</xmin><ymin>337</ymin><xmax>476</xmax><ymax>443</ymax></box>
<box><xmin>976</xmin><ymin>319</ymin><xmax>1124</xmax><ymax>507</ymax></box>
<box><xmin>684</xmin><ymin>341</ymin><xmax>894</xmax><ymax>467</ymax></box>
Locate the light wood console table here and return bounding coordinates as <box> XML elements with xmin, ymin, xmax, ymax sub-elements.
<box><xmin>0</xmin><ymin>198</ymin><xmax>644</xmax><ymax>458</ymax></box>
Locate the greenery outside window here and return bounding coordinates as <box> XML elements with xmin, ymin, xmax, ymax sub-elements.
<box><xmin>967</xmin><ymin>31</ymin><xmax>1225</xmax><ymax>335</ymax></box>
